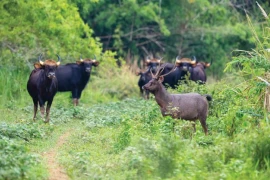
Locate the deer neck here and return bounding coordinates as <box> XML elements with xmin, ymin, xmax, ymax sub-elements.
<box><xmin>153</xmin><ymin>83</ymin><xmax>172</xmax><ymax>109</ymax></box>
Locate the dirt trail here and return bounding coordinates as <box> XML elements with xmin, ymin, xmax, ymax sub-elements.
<box><xmin>43</xmin><ymin>131</ymin><xmax>71</xmax><ymax>180</ymax></box>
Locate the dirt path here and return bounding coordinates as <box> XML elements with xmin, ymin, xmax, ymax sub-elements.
<box><xmin>43</xmin><ymin>131</ymin><xmax>71</xmax><ymax>180</ymax></box>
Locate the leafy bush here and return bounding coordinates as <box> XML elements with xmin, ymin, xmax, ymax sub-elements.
<box><xmin>0</xmin><ymin>123</ymin><xmax>50</xmax><ymax>141</ymax></box>
<box><xmin>0</xmin><ymin>138</ymin><xmax>41</xmax><ymax>180</ymax></box>
<box><xmin>244</xmin><ymin>128</ymin><xmax>270</xmax><ymax>170</ymax></box>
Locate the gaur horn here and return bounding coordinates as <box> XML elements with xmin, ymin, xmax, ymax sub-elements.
<box><xmin>80</xmin><ymin>55</ymin><xmax>83</xmax><ymax>62</ymax></box>
<box><xmin>176</xmin><ymin>56</ymin><xmax>181</xmax><ymax>63</ymax></box>
<box><xmin>56</xmin><ymin>54</ymin><xmax>61</xmax><ymax>65</ymax></box>
<box><xmin>146</xmin><ymin>56</ymin><xmax>151</xmax><ymax>63</ymax></box>
<box><xmin>193</xmin><ymin>56</ymin><xmax>197</xmax><ymax>62</ymax></box>
<box><xmin>191</xmin><ymin>56</ymin><xmax>196</xmax><ymax>65</ymax></box>
<box><xmin>92</xmin><ymin>55</ymin><xmax>97</xmax><ymax>62</ymax></box>
<box><xmin>157</xmin><ymin>57</ymin><xmax>163</xmax><ymax>63</ymax></box>
<box><xmin>39</xmin><ymin>53</ymin><xmax>44</xmax><ymax>65</ymax></box>
<box><xmin>191</xmin><ymin>60</ymin><xmax>196</xmax><ymax>65</ymax></box>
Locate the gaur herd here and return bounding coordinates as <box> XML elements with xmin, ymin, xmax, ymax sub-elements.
<box><xmin>27</xmin><ymin>54</ymin><xmax>211</xmax><ymax>135</ymax></box>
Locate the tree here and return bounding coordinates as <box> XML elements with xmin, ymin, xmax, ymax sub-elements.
<box><xmin>71</xmin><ymin>0</ymin><xmax>269</xmax><ymax>78</ymax></box>
<box><xmin>71</xmin><ymin>0</ymin><xmax>170</xmax><ymax>63</ymax></box>
<box><xmin>0</xmin><ymin>0</ymin><xmax>102</xmax><ymax>68</ymax></box>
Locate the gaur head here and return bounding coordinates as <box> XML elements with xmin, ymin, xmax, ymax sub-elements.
<box><xmin>175</xmin><ymin>56</ymin><xmax>196</xmax><ymax>72</ymax></box>
<box><xmin>145</xmin><ymin>56</ymin><xmax>162</xmax><ymax>73</ymax></box>
<box><xmin>77</xmin><ymin>56</ymin><xmax>100</xmax><ymax>73</ymax></box>
<box><xmin>34</xmin><ymin>54</ymin><xmax>61</xmax><ymax>79</ymax></box>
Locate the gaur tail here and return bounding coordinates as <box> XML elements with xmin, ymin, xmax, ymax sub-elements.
<box><xmin>204</xmin><ymin>94</ymin><xmax>212</xmax><ymax>101</ymax></box>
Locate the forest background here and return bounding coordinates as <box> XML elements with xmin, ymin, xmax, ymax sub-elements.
<box><xmin>1</xmin><ymin>0</ymin><xmax>268</xmax><ymax>78</ymax></box>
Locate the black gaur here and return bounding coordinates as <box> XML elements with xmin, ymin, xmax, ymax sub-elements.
<box><xmin>55</xmin><ymin>57</ymin><xmax>99</xmax><ymax>105</ymax></box>
<box><xmin>27</xmin><ymin>54</ymin><xmax>61</xmax><ymax>122</ymax></box>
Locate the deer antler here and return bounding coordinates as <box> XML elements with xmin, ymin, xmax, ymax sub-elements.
<box><xmin>160</xmin><ymin>67</ymin><xmax>177</xmax><ymax>78</ymax></box>
<box><xmin>158</xmin><ymin>60</ymin><xmax>177</xmax><ymax>78</ymax></box>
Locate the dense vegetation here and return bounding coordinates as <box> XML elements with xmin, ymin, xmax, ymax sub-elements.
<box><xmin>1</xmin><ymin>0</ymin><xmax>270</xmax><ymax>180</ymax></box>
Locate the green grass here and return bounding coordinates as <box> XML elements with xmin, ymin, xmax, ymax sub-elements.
<box><xmin>0</xmin><ymin>63</ymin><xmax>270</xmax><ymax>179</ymax></box>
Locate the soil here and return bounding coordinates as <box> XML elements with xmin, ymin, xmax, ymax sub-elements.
<box><xmin>43</xmin><ymin>131</ymin><xmax>71</xmax><ymax>180</ymax></box>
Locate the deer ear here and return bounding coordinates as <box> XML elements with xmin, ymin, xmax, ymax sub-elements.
<box><xmin>159</xmin><ymin>76</ymin><xmax>164</xmax><ymax>83</ymax></box>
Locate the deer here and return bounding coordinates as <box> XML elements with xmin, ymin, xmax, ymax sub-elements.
<box><xmin>142</xmin><ymin>65</ymin><xmax>212</xmax><ymax>135</ymax></box>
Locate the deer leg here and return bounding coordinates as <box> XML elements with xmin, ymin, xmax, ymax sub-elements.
<box><xmin>192</xmin><ymin>122</ymin><xmax>196</xmax><ymax>132</ymax></box>
<box><xmin>199</xmin><ymin>117</ymin><xmax>208</xmax><ymax>135</ymax></box>
<box><xmin>140</xmin><ymin>87</ymin><xmax>144</xmax><ymax>98</ymax></box>
<box><xmin>145</xmin><ymin>90</ymin><xmax>150</xmax><ymax>100</ymax></box>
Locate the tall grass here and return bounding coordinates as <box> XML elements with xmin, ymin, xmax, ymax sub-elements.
<box><xmin>0</xmin><ymin>67</ymin><xmax>31</xmax><ymax>108</ymax></box>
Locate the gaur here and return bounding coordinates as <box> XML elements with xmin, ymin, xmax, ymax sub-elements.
<box><xmin>136</xmin><ymin>57</ymin><xmax>161</xmax><ymax>99</ymax></box>
<box><xmin>160</xmin><ymin>56</ymin><xmax>196</xmax><ymax>89</ymax></box>
<box><xmin>190</xmin><ymin>57</ymin><xmax>211</xmax><ymax>84</ymax></box>
<box><xmin>27</xmin><ymin>54</ymin><xmax>61</xmax><ymax>122</ymax></box>
<box><xmin>55</xmin><ymin>57</ymin><xmax>99</xmax><ymax>106</ymax></box>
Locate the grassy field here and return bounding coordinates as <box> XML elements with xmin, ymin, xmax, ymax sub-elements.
<box><xmin>0</xmin><ymin>63</ymin><xmax>270</xmax><ymax>180</ymax></box>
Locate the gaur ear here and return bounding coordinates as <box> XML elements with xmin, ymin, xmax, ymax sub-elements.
<box><xmin>192</xmin><ymin>63</ymin><xmax>197</xmax><ymax>67</ymax></box>
<box><xmin>175</xmin><ymin>62</ymin><xmax>181</xmax><ymax>67</ymax></box>
<box><xmin>135</xmin><ymin>69</ymin><xmax>142</xmax><ymax>76</ymax></box>
<box><xmin>92</xmin><ymin>61</ymin><xmax>100</xmax><ymax>67</ymax></box>
<box><xmin>34</xmin><ymin>62</ymin><xmax>42</xmax><ymax>69</ymax></box>
<box><xmin>158</xmin><ymin>76</ymin><xmax>164</xmax><ymax>83</ymax></box>
<box><xmin>76</xmin><ymin>61</ymin><xmax>83</xmax><ymax>65</ymax></box>
<box><xmin>205</xmin><ymin>63</ymin><xmax>211</xmax><ymax>68</ymax></box>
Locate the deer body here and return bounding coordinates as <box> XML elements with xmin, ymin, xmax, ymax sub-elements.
<box><xmin>143</xmin><ymin>66</ymin><xmax>211</xmax><ymax>135</ymax></box>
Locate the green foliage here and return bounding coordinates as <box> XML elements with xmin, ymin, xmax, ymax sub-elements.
<box><xmin>0</xmin><ymin>0</ymin><xmax>102</xmax><ymax>68</ymax></box>
<box><xmin>0</xmin><ymin>138</ymin><xmax>42</xmax><ymax>180</ymax></box>
<box><xmin>245</xmin><ymin>128</ymin><xmax>270</xmax><ymax>170</ymax></box>
<box><xmin>114</xmin><ymin>119</ymin><xmax>131</xmax><ymax>152</ymax></box>
<box><xmin>69</xmin><ymin>0</ymin><xmax>270</xmax><ymax>78</ymax></box>
<box><xmin>0</xmin><ymin>68</ymin><xmax>29</xmax><ymax>107</ymax></box>
<box><xmin>0</xmin><ymin>121</ymin><xmax>50</xmax><ymax>180</ymax></box>
<box><xmin>0</xmin><ymin>123</ymin><xmax>49</xmax><ymax>141</ymax></box>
